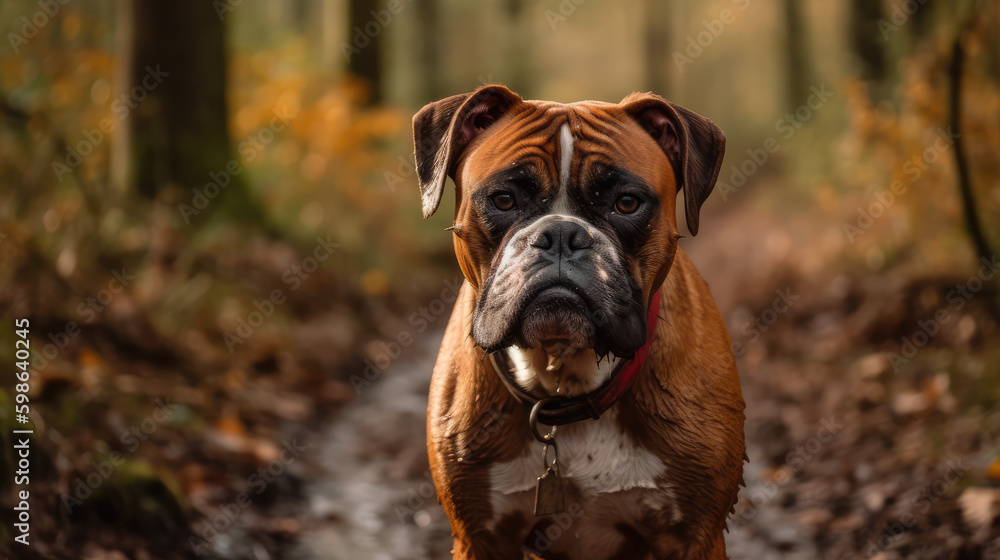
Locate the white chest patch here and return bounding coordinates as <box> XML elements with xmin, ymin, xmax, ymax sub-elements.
<box><xmin>503</xmin><ymin>346</ymin><xmax>620</xmax><ymax>397</ymax></box>
<box><xmin>489</xmin><ymin>409</ymin><xmax>666</xmax><ymax>496</ymax></box>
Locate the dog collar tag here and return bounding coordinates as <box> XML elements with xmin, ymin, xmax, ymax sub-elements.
<box><xmin>535</xmin><ymin>465</ymin><xmax>564</xmax><ymax>517</ymax></box>
<box><xmin>534</xmin><ymin>442</ymin><xmax>564</xmax><ymax>517</ymax></box>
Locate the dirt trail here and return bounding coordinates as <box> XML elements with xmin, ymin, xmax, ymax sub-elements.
<box><xmin>293</xmin><ymin>332</ymin><xmax>453</xmax><ymax>560</ymax></box>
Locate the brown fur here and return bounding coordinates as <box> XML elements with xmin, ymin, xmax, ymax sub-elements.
<box><xmin>429</xmin><ymin>252</ymin><xmax>744</xmax><ymax>559</ymax></box>
<box><xmin>417</xmin><ymin>86</ymin><xmax>745</xmax><ymax>559</ymax></box>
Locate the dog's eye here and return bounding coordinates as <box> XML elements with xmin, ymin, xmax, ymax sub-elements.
<box><xmin>491</xmin><ymin>192</ymin><xmax>516</xmax><ymax>211</ymax></box>
<box><xmin>614</xmin><ymin>194</ymin><xmax>640</xmax><ymax>214</ymax></box>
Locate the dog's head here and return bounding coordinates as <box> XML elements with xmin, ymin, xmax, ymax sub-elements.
<box><xmin>413</xmin><ymin>85</ymin><xmax>725</xmax><ymax>396</ymax></box>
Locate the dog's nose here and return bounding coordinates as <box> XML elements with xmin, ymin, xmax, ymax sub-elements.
<box><xmin>530</xmin><ymin>220</ymin><xmax>593</xmax><ymax>254</ymax></box>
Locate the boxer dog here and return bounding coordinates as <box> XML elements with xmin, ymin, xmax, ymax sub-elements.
<box><xmin>413</xmin><ymin>85</ymin><xmax>745</xmax><ymax>560</ymax></box>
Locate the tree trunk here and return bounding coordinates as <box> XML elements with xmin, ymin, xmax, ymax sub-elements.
<box><xmin>320</xmin><ymin>0</ymin><xmax>344</xmax><ymax>69</ymax></box>
<box><xmin>949</xmin><ymin>26</ymin><xmax>998</xmax><ymax>286</ymax></box>
<box><xmin>416</xmin><ymin>0</ymin><xmax>443</xmax><ymax>101</ymax></box>
<box><xmin>109</xmin><ymin>0</ymin><xmax>133</xmax><ymax>196</ymax></box>
<box><xmin>849</xmin><ymin>0</ymin><xmax>887</xmax><ymax>84</ymax></box>
<box><xmin>910</xmin><ymin>0</ymin><xmax>936</xmax><ymax>41</ymax></box>
<box><xmin>503</xmin><ymin>0</ymin><xmax>530</xmax><ymax>96</ymax></box>
<box><xmin>347</xmin><ymin>0</ymin><xmax>383</xmax><ymax>104</ymax></box>
<box><xmin>644</xmin><ymin>0</ymin><xmax>670</xmax><ymax>96</ymax></box>
<box><xmin>113</xmin><ymin>0</ymin><xmax>266</xmax><ymax>225</ymax></box>
<box><xmin>783</xmin><ymin>0</ymin><xmax>810</xmax><ymax>106</ymax></box>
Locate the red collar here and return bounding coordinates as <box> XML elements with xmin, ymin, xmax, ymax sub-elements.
<box><xmin>490</xmin><ymin>288</ymin><xmax>661</xmax><ymax>426</ymax></box>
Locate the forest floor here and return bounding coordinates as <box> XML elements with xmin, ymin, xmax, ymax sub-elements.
<box><xmin>2</xmin><ymin>186</ymin><xmax>1000</xmax><ymax>560</ymax></box>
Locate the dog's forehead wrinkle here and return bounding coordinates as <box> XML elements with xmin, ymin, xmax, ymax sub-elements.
<box><xmin>475</xmin><ymin>108</ymin><xmax>650</xmax><ymax>220</ymax></box>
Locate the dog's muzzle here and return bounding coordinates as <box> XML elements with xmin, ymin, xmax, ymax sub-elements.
<box><xmin>472</xmin><ymin>215</ymin><xmax>648</xmax><ymax>359</ymax></box>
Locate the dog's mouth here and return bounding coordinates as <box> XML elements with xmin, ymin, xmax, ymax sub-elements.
<box><xmin>491</xmin><ymin>344</ymin><xmax>626</xmax><ymax>400</ymax></box>
<box><xmin>507</xmin><ymin>284</ymin><xmax>621</xmax><ymax>397</ymax></box>
<box><xmin>484</xmin><ymin>281</ymin><xmax>656</xmax><ymax>399</ymax></box>
<box><xmin>513</xmin><ymin>285</ymin><xmax>597</xmax><ymax>355</ymax></box>
<box><xmin>473</xmin><ymin>265</ymin><xmax>648</xmax><ymax>360</ymax></box>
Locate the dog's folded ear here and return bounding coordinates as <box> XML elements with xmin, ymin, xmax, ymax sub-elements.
<box><xmin>412</xmin><ymin>85</ymin><xmax>524</xmax><ymax>218</ymax></box>
<box><xmin>620</xmin><ymin>93</ymin><xmax>726</xmax><ymax>236</ymax></box>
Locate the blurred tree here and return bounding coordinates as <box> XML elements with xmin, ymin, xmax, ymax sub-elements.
<box><xmin>416</xmin><ymin>0</ymin><xmax>444</xmax><ymax>101</ymax></box>
<box><xmin>644</xmin><ymin>0</ymin><xmax>670</xmax><ymax>96</ymax></box>
<box><xmin>111</xmin><ymin>0</ymin><xmax>267</xmax><ymax>225</ymax></box>
<box><xmin>949</xmin><ymin>15</ymin><xmax>998</xmax><ymax>293</ymax></box>
<box><xmin>292</xmin><ymin>0</ymin><xmax>311</xmax><ymax>31</ymax></box>
<box><xmin>849</xmin><ymin>0</ymin><xmax>888</xmax><ymax>92</ymax></box>
<box><xmin>783</xmin><ymin>0</ymin><xmax>811</xmax><ymax>106</ymax></box>
<box><xmin>320</xmin><ymin>0</ymin><xmax>344</xmax><ymax>68</ymax></box>
<box><xmin>347</xmin><ymin>0</ymin><xmax>384</xmax><ymax>104</ymax></box>
<box><xmin>268</xmin><ymin>2</ymin><xmax>293</xmax><ymax>30</ymax></box>
<box><xmin>503</xmin><ymin>0</ymin><xmax>530</xmax><ymax>96</ymax></box>
<box><xmin>910</xmin><ymin>0</ymin><xmax>937</xmax><ymax>42</ymax></box>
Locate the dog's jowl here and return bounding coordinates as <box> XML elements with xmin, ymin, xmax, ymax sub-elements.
<box><xmin>413</xmin><ymin>85</ymin><xmax>745</xmax><ymax>560</ymax></box>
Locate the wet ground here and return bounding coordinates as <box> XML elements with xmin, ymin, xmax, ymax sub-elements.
<box><xmin>293</xmin><ymin>331</ymin><xmax>453</xmax><ymax>560</ymax></box>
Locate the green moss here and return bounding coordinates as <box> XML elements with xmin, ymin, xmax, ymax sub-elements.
<box><xmin>952</xmin><ymin>353</ymin><xmax>1000</xmax><ymax>412</ymax></box>
<box><xmin>77</xmin><ymin>459</ymin><xmax>189</xmax><ymax>535</ymax></box>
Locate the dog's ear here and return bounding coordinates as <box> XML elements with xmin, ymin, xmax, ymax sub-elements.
<box><xmin>620</xmin><ymin>93</ymin><xmax>726</xmax><ymax>236</ymax></box>
<box><xmin>412</xmin><ymin>85</ymin><xmax>524</xmax><ymax>218</ymax></box>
